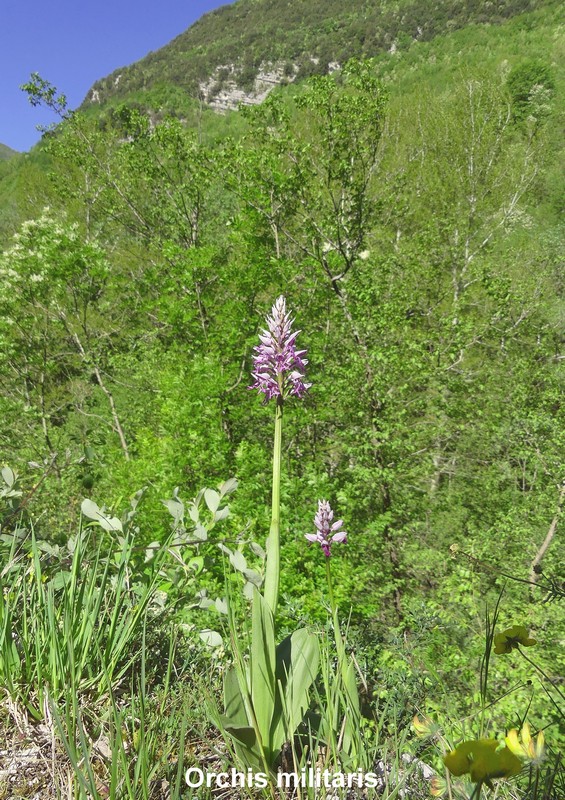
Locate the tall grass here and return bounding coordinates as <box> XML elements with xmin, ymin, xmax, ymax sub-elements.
<box><xmin>0</xmin><ymin>493</ymin><xmax>562</xmax><ymax>799</ymax></box>
<box><xmin>0</xmin><ymin>523</ymin><xmax>164</xmax><ymax>720</ymax></box>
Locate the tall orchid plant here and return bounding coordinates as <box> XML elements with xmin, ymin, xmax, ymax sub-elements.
<box><xmin>218</xmin><ymin>296</ymin><xmax>362</xmax><ymax>780</ymax></box>
<box><xmin>250</xmin><ymin>295</ymin><xmax>311</xmax><ymax>617</ymax></box>
<box><xmin>219</xmin><ymin>297</ymin><xmax>318</xmax><ymax>777</ymax></box>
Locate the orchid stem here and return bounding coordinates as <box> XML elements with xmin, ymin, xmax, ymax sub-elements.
<box><xmin>264</xmin><ymin>396</ymin><xmax>283</xmax><ymax>619</ymax></box>
<box><xmin>326</xmin><ymin>558</ymin><xmax>346</xmax><ymax>669</ymax></box>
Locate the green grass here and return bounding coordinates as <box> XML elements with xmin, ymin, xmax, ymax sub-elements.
<box><xmin>1</xmin><ymin>476</ymin><xmax>563</xmax><ymax>799</ymax></box>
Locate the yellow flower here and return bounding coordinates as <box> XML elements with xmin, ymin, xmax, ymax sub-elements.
<box><xmin>505</xmin><ymin>723</ymin><xmax>545</xmax><ymax>765</ymax></box>
<box><xmin>444</xmin><ymin>739</ymin><xmax>522</xmax><ymax>785</ymax></box>
<box><xmin>493</xmin><ymin>625</ymin><xmax>536</xmax><ymax>654</ymax></box>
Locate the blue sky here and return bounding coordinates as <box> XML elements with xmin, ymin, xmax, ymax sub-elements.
<box><xmin>2</xmin><ymin>1</ymin><xmax>234</xmax><ymax>152</ymax></box>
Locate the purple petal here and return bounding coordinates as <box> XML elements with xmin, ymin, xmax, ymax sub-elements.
<box><xmin>248</xmin><ymin>296</ymin><xmax>310</xmax><ymax>402</ymax></box>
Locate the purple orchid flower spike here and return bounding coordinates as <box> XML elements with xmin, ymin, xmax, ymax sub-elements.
<box><xmin>249</xmin><ymin>295</ymin><xmax>311</xmax><ymax>402</ymax></box>
<box><xmin>305</xmin><ymin>499</ymin><xmax>347</xmax><ymax>557</ymax></box>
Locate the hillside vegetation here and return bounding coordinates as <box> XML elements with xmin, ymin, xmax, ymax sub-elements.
<box><xmin>0</xmin><ymin>142</ymin><xmax>18</xmax><ymax>161</ymax></box>
<box><xmin>0</xmin><ymin>0</ymin><xmax>563</xmax><ymax>797</ymax></box>
<box><xmin>84</xmin><ymin>0</ymin><xmax>551</xmax><ymax>109</ymax></box>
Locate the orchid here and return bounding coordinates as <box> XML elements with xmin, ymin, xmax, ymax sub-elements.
<box><xmin>249</xmin><ymin>295</ymin><xmax>311</xmax><ymax>402</ymax></box>
<box><xmin>218</xmin><ymin>296</ymin><xmax>320</xmax><ymax>778</ymax></box>
<box><xmin>305</xmin><ymin>499</ymin><xmax>347</xmax><ymax>557</ymax></box>
<box><xmin>248</xmin><ymin>296</ymin><xmax>310</xmax><ymax>615</ymax></box>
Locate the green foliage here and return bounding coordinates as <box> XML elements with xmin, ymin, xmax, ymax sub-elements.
<box><xmin>1</xmin><ymin>1</ymin><xmax>564</xmax><ymax>794</ymax></box>
<box><xmin>506</xmin><ymin>59</ymin><xmax>556</xmax><ymax>120</ymax></box>
<box><xmin>0</xmin><ymin>522</ymin><xmax>160</xmax><ymax>720</ymax></box>
<box><xmin>82</xmin><ymin>0</ymin><xmax>552</xmax><ymax>111</ymax></box>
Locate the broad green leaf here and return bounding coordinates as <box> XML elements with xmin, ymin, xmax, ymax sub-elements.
<box><xmin>250</xmin><ymin>589</ymin><xmax>276</xmax><ymax>760</ymax></box>
<box><xmin>98</xmin><ymin>514</ymin><xmax>123</xmax><ymax>532</ymax></box>
<box><xmin>80</xmin><ymin>498</ymin><xmax>123</xmax><ymax>532</ymax></box>
<box><xmin>199</xmin><ymin>629</ymin><xmax>223</xmax><ymax>647</ymax></box>
<box><xmin>243</xmin><ymin>568</ymin><xmax>262</xmax><ymax>587</ymax></box>
<box><xmin>214</xmin><ymin>506</ymin><xmax>230</xmax><ymax>521</ymax></box>
<box><xmin>344</xmin><ymin>658</ymin><xmax>361</xmax><ymax>716</ymax></box>
<box><xmin>162</xmin><ymin>497</ymin><xmax>184</xmax><ymax>522</ymax></box>
<box><xmin>215</xmin><ymin>597</ymin><xmax>228</xmax><ymax>614</ymax></box>
<box><xmin>271</xmin><ymin>628</ymin><xmax>319</xmax><ymax>755</ymax></box>
<box><xmin>224</xmin><ymin>666</ymin><xmax>249</xmax><ymax>726</ymax></box>
<box><xmin>221</xmin><ymin>721</ymin><xmax>264</xmax><ymax>772</ymax></box>
<box><xmin>204</xmin><ymin>488</ymin><xmax>220</xmax><ymax>513</ymax></box>
<box><xmin>188</xmin><ymin>556</ymin><xmax>204</xmax><ymax>574</ymax></box>
<box><xmin>80</xmin><ymin>498</ymin><xmax>100</xmax><ymax>520</ymax></box>
<box><xmin>230</xmin><ymin>550</ymin><xmax>247</xmax><ymax>572</ymax></box>
<box><xmin>243</xmin><ymin>581</ymin><xmax>256</xmax><ymax>599</ymax></box>
<box><xmin>222</xmin><ymin>667</ymin><xmax>264</xmax><ymax>770</ymax></box>
<box><xmin>1</xmin><ymin>466</ymin><xmax>15</xmax><ymax>488</ymax></box>
<box><xmin>221</xmin><ymin>721</ymin><xmax>257</xmax><ymax>749</ymax></box>
<box><xmin>341</xmin><ymin>658</ymin><xmax>361</xmax><ymax>764</ymax></box>
<box><xmin>219</xmin><ymin>477</ymin><xmax>238</xmax><ymax>496</ymax></box>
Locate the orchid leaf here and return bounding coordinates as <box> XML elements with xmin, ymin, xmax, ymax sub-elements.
<box><xmin>271</xmin><ymin>627</ymin><xmax>319</xmax><ymax>754</ymax></box>
<box><xmin>250</xmin><ymin>589</ymin><xmax>276</xmax><ymax>761</ymax></box>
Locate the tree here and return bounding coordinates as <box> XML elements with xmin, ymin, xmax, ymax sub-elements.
<box><xmin>0</xmin><ymin>212</ymin><xmax>131</xmax><ymax>464</ymax></box>
<box><xmin>506</xmin><ymin>60</ymin><xmax>555</xmax><ymax>122</ymax></box>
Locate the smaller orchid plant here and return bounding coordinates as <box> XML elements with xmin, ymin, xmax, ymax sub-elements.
<box><xmin>305</xmin><ymin>499</ymin><xmax>362</xmax><ymax>766</ymax></box>
<box><xmin>305</xmin><ymin>499</ymin><xmax>347</xmax><ymax>557</ymax></box>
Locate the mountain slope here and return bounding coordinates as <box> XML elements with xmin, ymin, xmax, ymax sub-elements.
<box><xmin>0</xmin><ymin>143</ymin><xmax>18</xmax><ymax>161</ymax></box>
<box><xmin>3</xmin><ymin>0</ymin><xmax>562</xmax><ymax>243</ymax></box>
<box><xmin>84</xmin><ymin>0</ymin><xmax>548</xmax><ymax>111</ymax></box>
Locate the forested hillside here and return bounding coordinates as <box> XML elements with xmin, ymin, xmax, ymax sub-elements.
<box><xmin>0</xmin><ymin>0</ymin><xmax>563</xmax><ymax>797</ymax></box>
<box><xmin>0</xmin><ymin>143</ymin><xmax>18</xmax><ymax>161</ymax></box>
<box><xmin>83</xmin><ymin>0</ymin><xmax>549</xmax><ymax>110</ymax></box>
